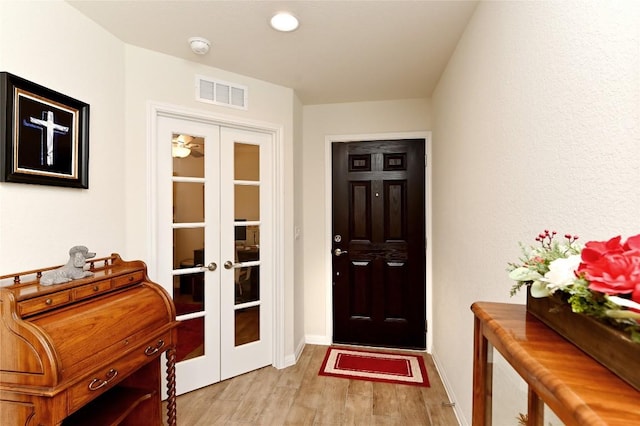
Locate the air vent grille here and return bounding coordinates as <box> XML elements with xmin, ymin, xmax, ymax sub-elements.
<box><xmin>196</xmin><ymin>75</ymin><xmax>248</xmax><ymax>110</ymax></box>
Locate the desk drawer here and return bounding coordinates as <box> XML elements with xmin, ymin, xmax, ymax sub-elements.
<box><xmin>18</xmin><ymin>291</ymin><xmax>71</xmax><ymax>317</ymax></box>
<box><xmin>111</xmin><ymin>271</ymin><xmax>144</xmax><ymax>289</ymax></box>
<box><xmin>67</xmin><ymin>331</ymin><xmax>171</xmax><ymax>413</ymax></box>
<box><xmin>72</xmin><ymin>280</ymin><xmax>111</xmax><ymax>300</ymax></box>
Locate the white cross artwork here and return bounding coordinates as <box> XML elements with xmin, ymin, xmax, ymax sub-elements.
<box><xmin>29</xmin><ymin>111</ymin><xmax>69</xmax><ymax>166</ymax></box>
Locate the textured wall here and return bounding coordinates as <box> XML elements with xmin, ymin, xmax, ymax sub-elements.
<box><xmin>432</xmin><ymin>1</ymin><xmax>640</xmax><ymax>423</ymax></box>
<box><xmin>0</xmin><ymin>0</ymin><xmax>126</xmax><ymax>274</ymax></box>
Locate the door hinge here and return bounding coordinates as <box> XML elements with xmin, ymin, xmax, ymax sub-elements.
<box><xmin>425</xmin><ymin>320</ymin><xmax>428</xmax><ymax>332</ymax></box>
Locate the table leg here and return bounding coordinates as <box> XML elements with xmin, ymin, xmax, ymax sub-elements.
<box><xmin>166</xmin><ymin>347</ymin><xmax>177</xmax><ymax>426</ymax></box>
<box><xmin>527</xmin><ymin>387</ymin><xmax>544</xmax><ymax>426</ymax></box>
<box><xmin>472</xmin><ymin>316</ymin><xmax>493</xmax><ymax>425</ymax></box>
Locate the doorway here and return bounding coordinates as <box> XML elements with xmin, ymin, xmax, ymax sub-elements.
<box><xmin>331</xmin><ymin>138</ymin><xmax>427</xmax><ymax>349</ymax></box>
<box><xmin>152</xmin><ymin>108</ymin><xmax>280</xmax><ymax>396</ymax></box>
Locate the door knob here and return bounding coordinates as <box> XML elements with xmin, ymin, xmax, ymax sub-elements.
<box><xmin>223</xmin><ymin>261</ymin><xmax>234</xmax><ymax>270</ymax></box>
<box><xmin>334</xmin><ymin>248</ymin><xmax>348</xmax><ymax>257</ymax></box>
<box><xmin>207</xmin><ymin>262</ymin><xmax>217</xmax><ymax>271</ymax></box>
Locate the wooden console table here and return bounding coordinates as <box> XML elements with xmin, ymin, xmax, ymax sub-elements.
<box><xmin>471</xmin><ymin>302</ymin><xmax>640</xmax><ymax>426</ymax></box>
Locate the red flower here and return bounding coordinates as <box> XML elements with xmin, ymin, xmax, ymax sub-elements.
<box><xmin>580</xmin><ymin>235</ymin><xmax>624</xmax><ymax>262</ymax></box>
<box><xmin>625</xmin><ymin>234</ymin><xmax>640</xmax><ymax>251</ymax></box>
<box><xmin>578</xmin><ymin>234</ymin><xmax>640</xmax><ymax>304</ymax></box>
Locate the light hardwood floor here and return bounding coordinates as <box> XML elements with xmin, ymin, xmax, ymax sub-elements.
<box><xmin>164</xmin><ymin>344</ymin><xmax>459</xmax><ymax>425</ymax></box>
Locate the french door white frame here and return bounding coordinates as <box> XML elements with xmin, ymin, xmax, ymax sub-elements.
<box><xmin>146</xmin><ymin>101</ymin><xmax>286</xmax><ymax>370</ymax></box>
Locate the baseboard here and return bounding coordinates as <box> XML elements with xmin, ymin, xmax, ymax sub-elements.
<box><xmin>295</xmin><ymin>337</ymin><xmax>305</xmax><ymax>359</ymax></box>
<box><xmin>305</xmin><ymin>334</ymin><xmax>332</xmax><ymax>345</ymax></box>
<box><xmin>283</xmin><ymin>353</ymin><xmax>296</xmax><ymax>368</ymax></box>
<box><xmin>281</xmin><ymin>336</ymin><xmax>308</xmax><ymax>368</ymax></box>
<box><xmin>431</xmin><ymin>349</ymin><xmax>466</xmax><ymax>426</ymax></box>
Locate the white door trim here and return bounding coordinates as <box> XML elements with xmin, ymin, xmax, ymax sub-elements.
<box><xmin>147</xmin><ymin>101</ymin><xmax>286</xmax><ymax>369</ymax></box>
<box><xmin>324</xmin><ymin>131</ymin><xmax>433</xmax><ymax>352</ymax></box>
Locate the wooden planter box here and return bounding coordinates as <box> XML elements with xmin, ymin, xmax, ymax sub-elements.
<box><xmin>526</xmin><ymin>293</ymin><xmax>640</xmax><ymax>391</ymax></box>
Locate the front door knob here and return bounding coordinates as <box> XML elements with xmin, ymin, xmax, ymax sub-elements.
<box><xmin>334</xmin><ymin>248</ymin><xmax>348</xmax><ymax>257</ymax></box>
<box><xmin>207</xmin><ymin>262</ymin><xmax>217</xmax><ymax>271</ymax></box>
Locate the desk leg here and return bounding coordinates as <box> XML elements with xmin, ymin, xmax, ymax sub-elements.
<box><xmin>166</xmin><ymin>347</ymin><xmax>177</xmax><ymax>426</ymax></box>
<box><xmin>472</xmin><ymin>316</ymin><xmax>493</xmax><ymax>425</ymax></box>
<box><xmin>527</xmin><ymin>387</ymin><xmax>544</xmax><ymax>426</ymax></box>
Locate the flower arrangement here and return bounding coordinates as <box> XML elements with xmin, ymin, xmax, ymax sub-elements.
<box><xmin>508</xmin><ymin>230</ymin><xmax>640</xmax><ymax>342</ymax></box>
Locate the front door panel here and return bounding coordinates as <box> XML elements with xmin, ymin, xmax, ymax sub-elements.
<box><xmin>332</xmin><ymin>139</ymin><xmax>426</xmax><ymax>349</ymax></box>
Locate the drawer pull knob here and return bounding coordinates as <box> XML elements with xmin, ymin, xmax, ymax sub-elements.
<box><xmin>45</xmin><ymin>298</ymin><xmax>53</xmax><ymax>305</ymax></box>
<box><xmin>129</xmin><ymin>276</ymin><xmax>134</xmax><ymax>281</ymax></box>
<box><xmin>144</xmin><ymin>339</ymin><xmax>165</xmax><ymax>356</ymax></box>
<box><xmin>93</xmin><ymin>286</ymin><xmax>99</xmax><ymax>291</ymax></box>
<box><xmin>88</xmin><ymin>368</ymin><xmax>118</xmax><ymax>391</ymax></box>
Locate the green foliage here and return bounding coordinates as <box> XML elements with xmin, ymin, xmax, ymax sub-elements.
<box><xmin>566</xmin><ymin>278</ymin><xmax>608</xmax><ymax>317</ymax></box>
<box><xmin>509</xmin><ymin>279</ymin><xmax>529</xmax><ymax>297</ymax></box>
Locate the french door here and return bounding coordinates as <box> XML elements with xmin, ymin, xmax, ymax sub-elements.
<box><xmin>156</xmin><ymin>116</ymin><xmax>273</xmax><ymax>395</ymax></box>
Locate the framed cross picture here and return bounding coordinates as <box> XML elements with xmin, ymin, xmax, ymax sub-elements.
<box><xmin>0</xmin><ymin>72</ymin><xmax>89</xmax><ymax>188</ymax></box>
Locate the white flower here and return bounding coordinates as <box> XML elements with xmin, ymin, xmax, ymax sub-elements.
<box><xmin>540</xmin><ymin>254</ymin><xmax>581</xmax><ymax>293</ymax></box>
<box><xmin>530</xmin><ymin>280</ymin><xmax>551</xmax><ymax>297</ymax></box>
<box><xmin>607</xmin><ymin>295</ymin><xmax>640</xmax><ymax>312</ymax></box>
<box><xmin>508</xmin><ymin>267</ymin><xmax>542</xmax><ymax>282</ymax></box>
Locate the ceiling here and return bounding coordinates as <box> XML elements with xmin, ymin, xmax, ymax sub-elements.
<box><xmin>67</xmin><ymin>1</ymin><xmax>478</xmax><ymax>105</ymax></box>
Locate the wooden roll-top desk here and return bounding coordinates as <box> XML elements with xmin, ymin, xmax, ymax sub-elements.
<box><xmin>0</xmin><ymin>254</ymin><xmax>179</xmax><ymax>426</ymax></box>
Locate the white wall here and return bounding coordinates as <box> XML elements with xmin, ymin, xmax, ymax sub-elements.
<box><xmin>0</xmin><ymin>0</ymin><xmax>126</xmax><ymax>274</ymax></box>
<box><xmin>432</xmin><ymin>1</ymin><xmax>640</xmax><ymax>424</ymax></box>
<box><xmin>301</xmin><ymin>99</ymin><xmax>432</xmax><ymax>342</ymax></box>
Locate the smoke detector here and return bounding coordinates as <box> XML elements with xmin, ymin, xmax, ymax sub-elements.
<box><xmin>189</xmin><ymin>37</ymin><xmax>210</xmax><ymax>55</ymax></box>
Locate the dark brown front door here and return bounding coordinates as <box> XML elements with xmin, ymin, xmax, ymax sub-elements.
<box><xmin>332</xmin><ymin>139</ymin><xmax>426</xmax><ymax>349</ymax></box>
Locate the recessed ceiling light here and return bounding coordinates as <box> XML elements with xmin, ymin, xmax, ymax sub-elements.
<box><xmin>270</xmin><ymin>12</ymin><xmax>299</xmax><ymax>32</ymax></box>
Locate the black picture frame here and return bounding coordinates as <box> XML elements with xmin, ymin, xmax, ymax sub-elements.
<box><xmin>0</xmin><ymin>72</ymin><xmax>89</xmax><ymax>188</ymax></box>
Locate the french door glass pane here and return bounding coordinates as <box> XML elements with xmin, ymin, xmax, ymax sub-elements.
<box><xmin>234</xmin><ymin>143</ymin><xmax>259</xmax><ymax>180</ymax></box>
<box><xmin>173</xmin><ymin>182</ymin><xmax>204</xmax><ymax>222</ymax></box>
<box><xmin>176</xmin><ymin>317</ymin><xmax>205</xmax><ymax>362</ymax></box>
<box><xmin>172</xmin><ymin>135</ymin><xmax>205</xmax><ymax>178</ymax></box>
<box><xmin>235</xmin><ymin>265</ymin><xmax>260</xmax><ymax>304</ymax></box>
<box><xmin>235</xmin><ymin>185</ymin><xmax>259</xmax><ymax>221</ymax></box>
<box><xmin>174</xmin><ymin>272</ymin><xmax>204</xmax><ymax>312</ymax></box>
<box><xmin>235</xmin><ymin>306</ymin><xmax>260</xmax><ymax>347</ymax></box>
<box><xmin>173</xmin><ymin>228</ymin><xmax>205</xmax><ymax>269</ymax></box>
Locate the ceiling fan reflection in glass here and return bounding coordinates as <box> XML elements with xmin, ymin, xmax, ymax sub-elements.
<box><xmin>171</xmin><ymin>134</ymin><xmax>203</xmax><ymax>158</ymax></box>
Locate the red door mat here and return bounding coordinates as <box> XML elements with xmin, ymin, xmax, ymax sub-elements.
<box><xmin>319</xmin><ymin>347</ymin><xmax>430</xmax><ymax>387</ymax></box>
